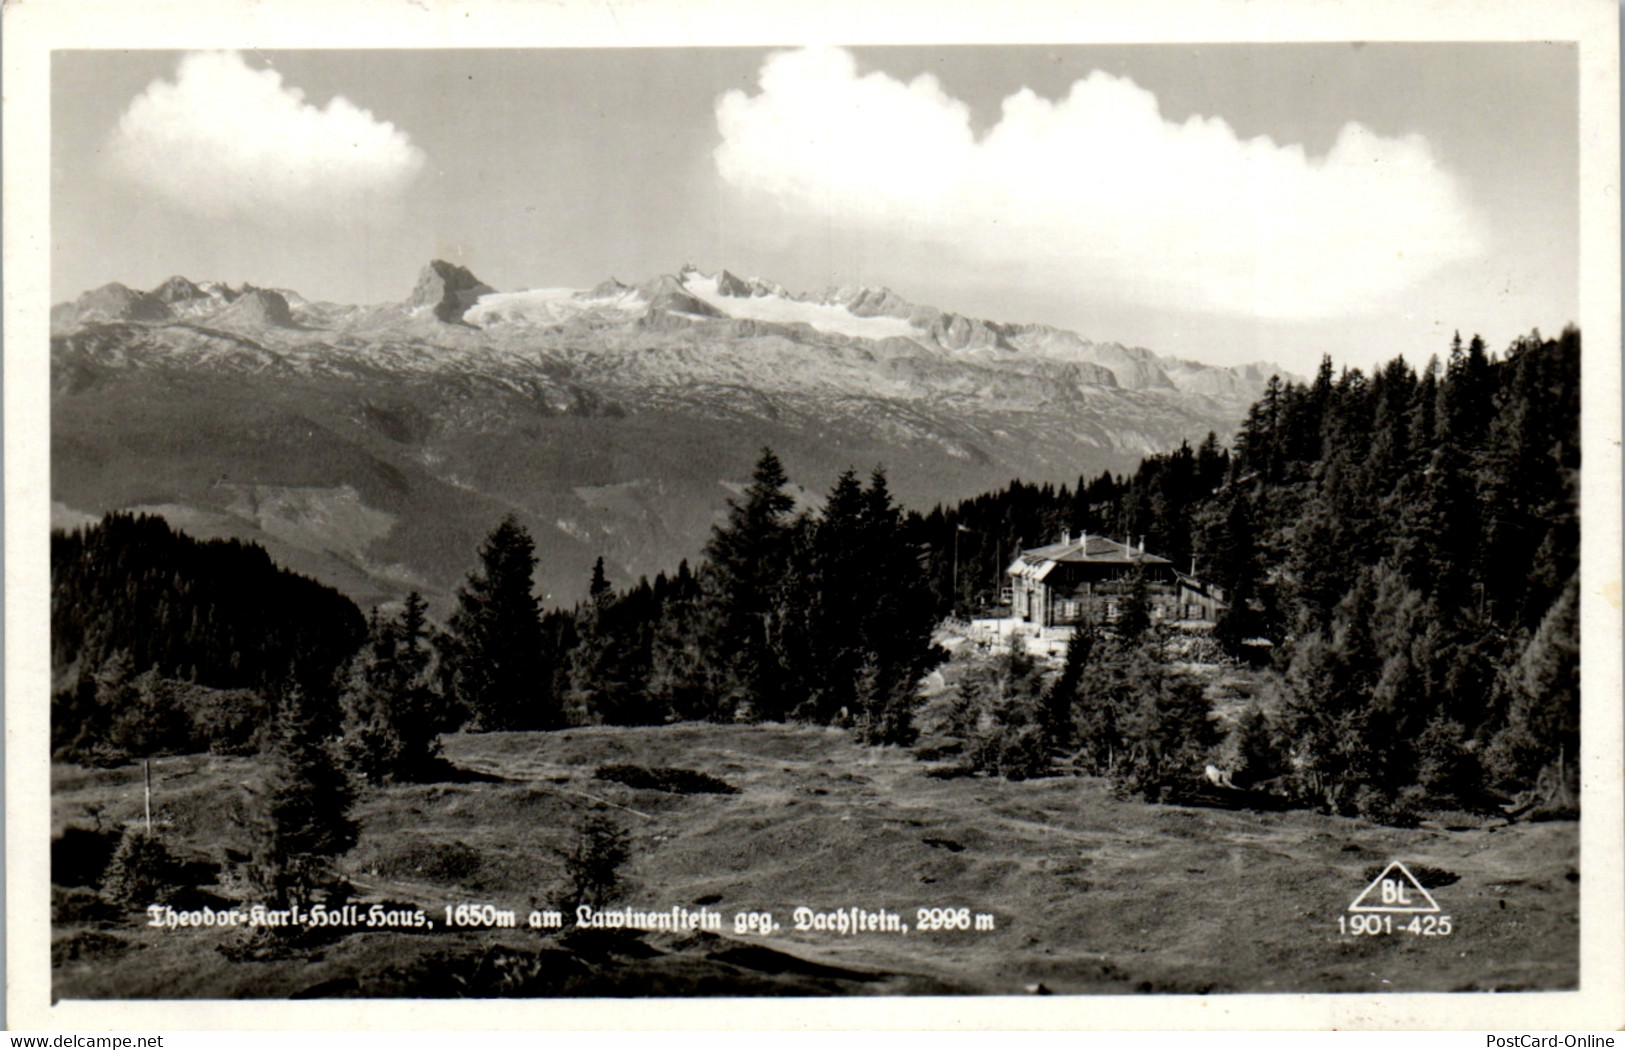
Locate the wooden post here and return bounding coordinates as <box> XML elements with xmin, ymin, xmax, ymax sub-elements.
<box><xmin>144</xmin><ymin>757</ymin><xmax>153</xmax><ymax>835</ymax></box>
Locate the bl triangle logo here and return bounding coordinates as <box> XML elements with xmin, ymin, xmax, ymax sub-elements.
<box><xmin>1348</xmin><ymin>860</ymin><xmax>1441</xmax><ymax>913</ymax></box>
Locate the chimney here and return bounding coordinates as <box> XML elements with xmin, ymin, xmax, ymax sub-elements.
<box><xmin>1062</xmin><ymin>528</ymin><xmax>1070</xmax><ymax>544</ymax></box>
<box><xmin>1139</xmin><ymin>535</ymin><xmax>1146</xmax><ymax>554</ymax></box>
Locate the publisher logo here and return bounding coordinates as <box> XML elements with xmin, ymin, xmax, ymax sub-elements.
<box><xmin>1348</xmin><ymin>860</ymin><xmax>1441</xmax><ymax>914</ymax></box>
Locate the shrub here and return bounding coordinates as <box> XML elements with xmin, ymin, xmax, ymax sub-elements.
<box><xmin>1223</xmin><ymin>706</ymin><xmax>1286</xmax><ymax>788</ymax></box>
<box><xmin>1349</xmin><ymin>783</ymin><xmax>1425</xmax><ymax>828</ymax></box>
<box><xmin>551</xmin><ymin>810</ymin><xmax>631</xmax><ymax>914</ymax></box>
<box><xmin>967</xmin><ymin>723</ymin><xmax>1051</xmax><ymax>781</ymax></box>
<box><xmin>100</xmin><ymin>830</ymin><xmax>187</xmax><ymax>909</ymax></box>
<box><xmin>1110</xmin><ymin>648</ymin><xmax>1219</xmax><ymax>800</ymax></box>
<box><xmin>188</xmin><ymin>686</ymin><xmax>269</xmax><ymax>756</ymax></box>
<box><xmin>949</xmin><ymin>646</ymin><xmax>1057</xmax><ymax>781</ymax></box>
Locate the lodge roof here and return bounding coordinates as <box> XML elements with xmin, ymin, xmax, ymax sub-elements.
<box><xmin>1021</xmin><ymin>534</ymin><xmax>1171</xmax><ymax>566</ymax></box>
<box><xmin>1007</xmin><ymin>534</ymin><xmax>1172</xmax><ymax>581</ymax></box>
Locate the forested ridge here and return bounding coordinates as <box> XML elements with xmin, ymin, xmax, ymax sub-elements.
<box><xmin>52</xmin><ymin>326</ymin><xmax>1579</xmax><ymax>827</ymax></box>
<box><xmin>52</xmin><ymin>513</ymin><xmax>366</xmax><ymax>760</ymax></box>
<box><xmin>916</xmin><ymin>326</ymin><xmax>1580</xmax><ymax>819</ymax></box>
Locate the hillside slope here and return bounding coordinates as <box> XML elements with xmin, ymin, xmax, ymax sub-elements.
<box><xmin>51</xmin><ymin>723</ymin><xmax>1577</xmax><ymax>998</ymax></box>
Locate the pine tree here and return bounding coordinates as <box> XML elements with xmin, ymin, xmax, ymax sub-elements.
<box><xmin>443</xmin><ymin>517</ymin><xmax>551</xmax><ymax>731</ymax></box>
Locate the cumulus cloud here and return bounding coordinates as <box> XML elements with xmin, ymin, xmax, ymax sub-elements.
<box><xmin>107</xmin><ymin>51</ymin><xmax>425</xmax><ymax>220</ymax></box>
<box><xmin>715</xmin><ymin>48</ymin><xmax>1484</xmax><ymax>321</ymax></box>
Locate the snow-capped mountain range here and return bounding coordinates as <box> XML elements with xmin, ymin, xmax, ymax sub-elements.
<box><xmin>51</xmin><ymin>261</ymin><xmax>1288</xmax><ymax>607</ymax></box>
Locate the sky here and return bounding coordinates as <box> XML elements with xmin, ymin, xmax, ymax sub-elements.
<box><xmin>51</xmin><ymin>44</ymin><xmax>1577</xmax><ymax>375</ymax></box>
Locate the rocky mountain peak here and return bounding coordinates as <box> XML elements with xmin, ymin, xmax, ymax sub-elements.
<box><xmin>407</xmin><ymin>260</ymin><xmax>496</xmax><ymax>324</ymax></box>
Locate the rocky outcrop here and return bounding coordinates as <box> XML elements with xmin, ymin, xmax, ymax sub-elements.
<box><xmin>587</xmin><ymin>277</ymin><xmax>632</xmax><ymax>299</ymax></box>
<box><xmin>57</xmin><ymin>283</ymin><xmax>173</xmax><ymax>327</ymax></box>
<box><xmin>151</xmin><ymin>275</ymin><xmax>209</xmax><ymax>304</ymax></box>
<box><xmin>638</xmin><ymin>274</ymin><xmax>726</xmax><ymax>324</ymax></box>
<box><xmin>212</xmin><ymin>287</ymin><xmax>296</xmax><ymax>328</ymax></box>
<box><xmin>927</xmin><ymin>312</ymin><xmax>1014</xmax><ymax>354</ymax></box>
<box><xmin>715</xmin><ymin>270</ymin><xmax>754</xmax><ymax>297</ymax></box>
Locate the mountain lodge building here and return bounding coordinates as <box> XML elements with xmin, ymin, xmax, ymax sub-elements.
<box><xmin>1007</xmin><ymin>532</ymin><xmax>1226</xmax><ymax>629</ymax></box>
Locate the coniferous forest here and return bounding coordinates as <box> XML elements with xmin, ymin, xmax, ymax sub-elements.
<box><xmin>915</xmin><ymin>326</ymin><xmax>1580</xmax><ymax>820</ymax></box>
<box><xmin>52</xmin><ymin>327</ymin><xmax>1580</xmax><ymax>835</ymax></box>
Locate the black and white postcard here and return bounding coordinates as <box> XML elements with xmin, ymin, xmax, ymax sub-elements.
<box><xmin>5</xmin><ymin>0</ymin><xmax>1621</xmax><ymax>1031</ymax></box>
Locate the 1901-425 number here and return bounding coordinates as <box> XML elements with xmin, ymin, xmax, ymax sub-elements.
<box><xmin>1339</xmin><ymin>913</ymin><xmax>1453</xmax><ymax>936</ymax></box>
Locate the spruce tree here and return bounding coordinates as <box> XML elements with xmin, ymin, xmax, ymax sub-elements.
<box><xmin>1073</xmin><ymin>636</ymin><xmax>1133</xmax><ymax>776</ymax></box>
<box><xmin>1212</xmin><ymin>495</ymin><xmax>1260</xmax><ymax>654</ymax></box>
<box><xmin>1114</xmin><ymin>643</ymin><xmax>1215</xmax><ymax>801</ymax></box>
<box><xmin>443</xmin><ymin>517</ymin><xmax>550</xmax><ymax>731</ymax></box>
<box><xmin>1483</xmin><ymin>575</ymin><xmax>1579</xmax><ymax>801</ymax></box>
<box><xmin>567</xmin><ymin>564</ymin><xmax>662</xmax><ymax>726</ymax></box>
<box><xmin>1116</xmin><ymin>565</ymin><xmax>1152</xmax><ymax>641</ymax></box>
<box><xmin>238</xmin><ymin>681</ymin><xmax>359</xmax><ymax>911</ymax></box>
<box><xmin>101</xmin><ymin>829</ymin><xmax>187</xmax><ymax>909</ymax></box>
<box><xmin>851</xmin><ymin>469</ymin><xmax>941</xmax><ymax>745</ymax></box>
<box><xmin>588</xmin><ymin>557</ymin><xmax>611</xmax><ymax>604</ymax></box>
<box><xmin>341</xmin><ymin>592</ymin><xmax>445</xmax><ymax>782</ymax></box>
<box><xmin>1040</xmin><ymin>624</ymin><xmax>1094</xmax><ymax>750</ymax></box>
<box><xmin>794</xmin><ymin>469</ymin><xmax>868</xmax><ymax>723</ymax></box>
<box><xmin>646</xmin><ymin>561</ymin><xmax>720</xmax><ymax>722</ymax></box>
<box><xmin>701</xmin><ymin>449</ymin><xmax>798</xmax><ymax>720</ymax></box>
